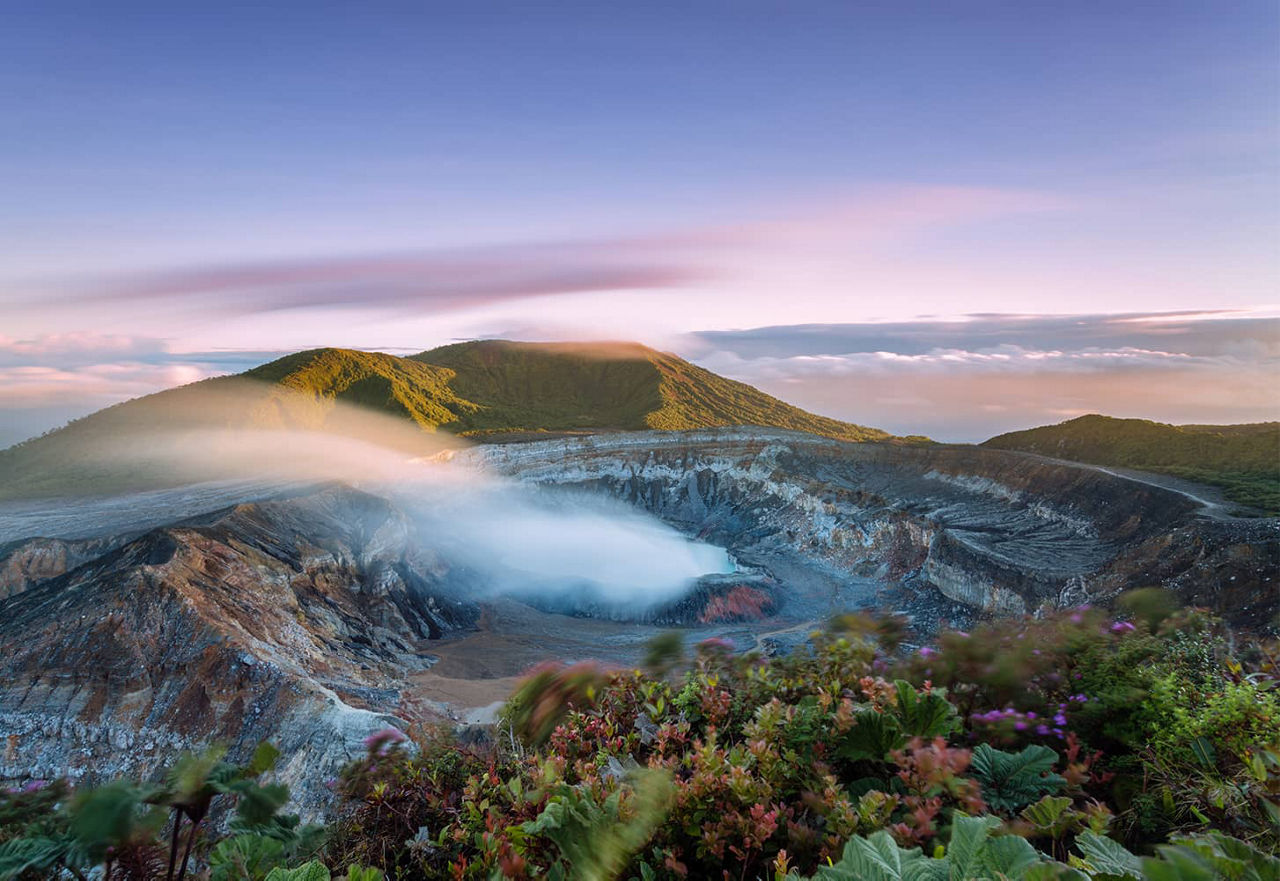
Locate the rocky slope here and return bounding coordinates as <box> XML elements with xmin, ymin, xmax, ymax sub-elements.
<box><xmin>465</xmin><ymin>429</ymin><xmax>1277</xmax><ymax>624</ymax></box>
<box><xmin>0</xmin><ymin>487</ymin><xmax>479</xmax><ymax>813</ymax></box>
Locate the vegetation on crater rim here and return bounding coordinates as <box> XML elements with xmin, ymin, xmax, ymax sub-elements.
<box><xmin>983</xmin><ymin>415</ymin><xmax>1280</xmax><ymax>514</ymax></box>
<box><xmin>2</xmin><ymin>591</ymin><xmax>1276</xmax><ymax>879</ymax></box>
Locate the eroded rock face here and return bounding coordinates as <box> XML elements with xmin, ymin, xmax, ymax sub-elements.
<box><xmin>466</xmin><ymin>429</ymin><xmax>1276</xmax><ymax>625</ymax></box>
<box><xmin>0</xmin><ymin>535</ymin><xmax>124</xmax><ymax>600</ymax></box>
<box><xmin>0</xmin><ymin>487</ymin><xmax>478</xmax><ymax>814</ymax></box>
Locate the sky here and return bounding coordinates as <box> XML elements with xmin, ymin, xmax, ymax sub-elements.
<box><xmin>1</xmin><ymin>1</ymin><xmax>1277</xmax><ymax>443</ymax></box>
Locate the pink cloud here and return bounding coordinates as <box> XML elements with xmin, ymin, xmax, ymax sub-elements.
<box><xmin>15</xmin><ymin>184</ymin><xmax>1066</xmax><ymax>328</ymax></box>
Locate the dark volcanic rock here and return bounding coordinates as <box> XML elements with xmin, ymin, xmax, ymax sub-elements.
<box><xmin>0</xmin><ymin>486</ymin><xmax>479</xmax><ymax>815</ymax></box>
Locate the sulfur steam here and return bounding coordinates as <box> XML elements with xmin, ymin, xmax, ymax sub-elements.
<box><xmin>0</xmin><ymin>380</ymin><xmax>729</xmax><ymax>609</ymax></box>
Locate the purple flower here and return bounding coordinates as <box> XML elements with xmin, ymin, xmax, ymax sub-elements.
<box><xmin>1110</xmin><ymin>621</ymin><xmax>1136</xmax><ymax>634</ymax></box>
<box><xmin>1014</xmin><ymin>722</ymin><xmax>1028</xmax><ymax>731</ymax></box>
<box><xmin>919</xmin><ymin>646</ymin><xmax>936</xmax><ymax>659</ymax></box>
<box><xmin>1035</xmin><ymin>724</ymin><xmax>1051</xmax><ymax>736</ymax></box>
<box><xmin>1053</xmin><ymin>713</ymin><xmax>1068</xmax><ymax>726</ymax></box>
<box><xmin>20</xmin><ymin>780</ymin><xmax>47</xmax><ymax>793</ymax></box>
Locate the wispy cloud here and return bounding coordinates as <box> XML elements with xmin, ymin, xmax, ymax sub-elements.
<box><xmin>13</xmin><ymin>185</ymin><xmax>1064</xmax><ymax>327</ymax></box>
<box><xmin>0</xmin><ymin>333</ymin><xmax>283</xmax><ymax>414</ymax></box>
<box><xmin>42</xmin><ymin>248</ymin><xmax>704</xmax><ymax>316</ymax></box>
<box><xmin>689</xmin><ymin>311</ymin><xmax>1280</xmax><ymax>361</ymax></box>
<box><xmin>687</xmin><ymin>312</ymin><xmax>1280</xmax><ymax>440</ymax></box>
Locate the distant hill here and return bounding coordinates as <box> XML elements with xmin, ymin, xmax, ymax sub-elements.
<box><xmin>0</xmin><ymin>341</ymin><xmax>897</xmax><ymax>498</ymax></box>
<box><xmin>982</xmin><ymin>414</ymin><xmax>1280</xmax><ymax>514</ymax></box>
<box><xmin>408</xmin><ymin>340</ymin><xmax>894</xmax><ymax>440</ymax></box>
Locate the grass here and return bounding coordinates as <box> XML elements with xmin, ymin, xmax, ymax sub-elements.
<box><xmin>982</xmin><ymin>415</ymin><xmax>1280</xmax><ymax>515</ymax></box>
<box><xmin>0</xmin><ymin>342</ymin><xmax>897</xmax><ymax>498</ymax></box>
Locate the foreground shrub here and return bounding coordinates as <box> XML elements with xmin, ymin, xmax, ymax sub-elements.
<box><xmin>0</xmin><ymin>597</ymin><xmax>1275</xmax><ymax>879</ymax></box>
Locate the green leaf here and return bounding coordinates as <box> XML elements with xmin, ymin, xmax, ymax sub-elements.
<box><xmin>264</xmin><ymin>861</ymin><xmax>331</xmax><ymax>881</ymax></box>
<box><xmin>1166</xmin><ymin>832</ymin><xmax>1280</xmax><ymax>881</ymax></box>
<box><xmin>341</xmin><ymin>867</ymin><xmax>383</xmax><ymax>881</ymax></box>
<box><xmin>837</xmin><ymin>710</ymin><xmax>906</xmax><ymax>763</ymax></box>
<box><xmin>247</xmin><ymin>741</ymin><xmax>283</xmax><ymax>776</ymax></box>
<box><xmin>893</xmin><ymin>681</ymin><xmax>959</xmax><ymax>738</ymax></box>
<box><xmin>1140</xmin><ymin>847</ymin><xmax>1217</xmax><ymax>881</ymax></box>
<box><xmin>941</xmin><ymin>814</ymin><xmax>1002</xmax><ymax>881</ymax></box>
<box><xmin>1020</xmin><ymin>795</ymin><xmax>1076</xmax><ymax>838</ymax></box>
<box><xmin>814</xmin><ymin>830</ymin><xmax>924</xmax><ymax>881</ymax></box>
<box><xmin>209</xmin><ymin>833</ymin><xmax>286</xmax><ymax>881</ymax></box>
<box><xmin>1074</xmin><ymin>832</ymin><xmax>1142</xmax><ymax>880</ymax></box>
<box><xmin>1188</xmin><ymin>737</ymin><xmax>1216</xmax><ymax>769</ymax></box>
<box><xmin>977</xmin><ymin>835</ymin><xmax>1040</xmax><ymax>879</ymax></box>
<box><xmin>67</xmin><ymin>781</ymin><xmax>161</xmax><ymax>863</ymax></box>
<box><xmin>1024</xmin><ymin>864</ymin><xmax>1090</xmax><ymax>881</ymax></box>
<box><xmin>232</xmin><ymin>782</ymin><xmax>291</xmax><ymax>829</ymax></box>
<box><xmin>970</xmin><ymin>744</ymin><xmax>1066</xmax><ymax>813</ymax></box>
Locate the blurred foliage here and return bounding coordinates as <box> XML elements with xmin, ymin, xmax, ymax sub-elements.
<box><xmin>1</xmin><ymin>595</ymin><xmax>1277</xmax><ymax>879</ymax></box>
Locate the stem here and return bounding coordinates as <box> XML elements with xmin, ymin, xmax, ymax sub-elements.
<box><xmin>166</xmin><ymin>811</ymin><xmax>183</xmax><ymax>881</ymax></box>
<box><xmin>177</xmin><ymin>816</ymin><xmax>202</xmax><ymax>881</ymax></box>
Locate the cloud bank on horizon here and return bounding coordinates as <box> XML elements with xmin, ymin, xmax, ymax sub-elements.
<box><xmin>1</xmin><ymin>309</ymin><xmax>1275</xmax><ymax>447</ymax></box>
<box><xmin>0</xmin><ymin>3</ymin><xmax>1275</xmax><ymax>445</ymax></box>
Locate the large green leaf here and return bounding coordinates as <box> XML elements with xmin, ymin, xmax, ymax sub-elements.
<box><xmin>1074</xmin><ymin>832</ymin><xmax>1142</xmax><ymax>880</ymax></box>
<box><xmin>939</xmin><ymin>814</ymin><xmax>1003</xmax><ymax>881</ymax></box>
<box><xmin>977</xmin><ymin>835</ymin><xmax>1041</xmax><ymax>880</ymax></box>
<box><xmin>523</xmin><ymin>769</ymin><xmax>672</xmax><ymax>881</ymax></box>
<box><xmin>894</xmin><ymin>681</ymin><xmax>960</xmax><ymax>738</ymax></box>
<box><xmin>1020</xmin><ymin>795</ymin><xmax>1076</xmax><ymax>838</ymax></box>
<box><xmin>1140</xmin><ymin>847</ymin><xmax>1216</xmax><ymax>881</ymax></box>
<box><xmin>1024</xmin><ymin>864</ymin><xmax>1090</xmax><ymax>881</ymax></box>
<box><xmin>1164</xmin><ymin>832</ymin><xmax>1280</xmax><ymax>881</ymax></box>
<box><xmin>265</xmin><ymin>861</ymin><xmax>331</xmax><ymax>881</ymax></box>
<box><xmin>814</xmin><ymin>830</ymin><xmax>925</xmax><ymax>881</ymax></box>
<box><xmin>970</xmin><ymin>744</ymin><xmax>1065</xmax><ymax>813</ymax></box>
<box><xmin>837</xmin><ymin>710</ymin><xmax>906</xmax><ymax>763</ymax></box>
<box><xmin>209</xmin><ymin>833</ymin><xmax>286</xmax><ymax>881</ymax></box>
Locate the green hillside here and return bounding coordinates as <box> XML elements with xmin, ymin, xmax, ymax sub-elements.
<box><xmin>411</xmin><ymin>340</ymin><xmax>892</xmax><ymax>441</ymax></box>
<box><xmin>0</xmin><ymin>341</ymin><xmax>894</xmax><ymax>498</ymax></box>
<box><xmin>982</xmin><ymin>414</ymin><xmax>1280</xmax><ymax>514</ymax></box>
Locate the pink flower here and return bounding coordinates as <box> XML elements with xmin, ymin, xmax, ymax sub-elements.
<box><xmin>363</xmin><ymin>727</ymin><xmax>407</xmax><ymax>754</ymax></box>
